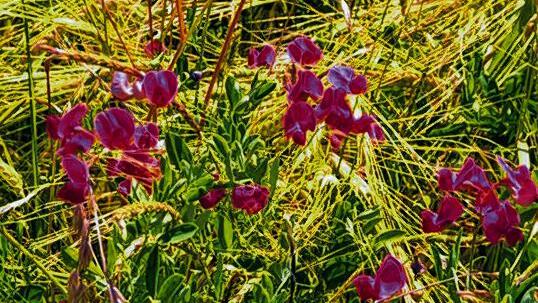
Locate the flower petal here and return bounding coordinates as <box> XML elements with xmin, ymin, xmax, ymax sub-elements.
<box><xmin>94</xmin><ymin>108</ymin><xmax>135</xmax><ymax>150</ymax></box>
<box><xmin>287</xmin><ymin>36</ymin><xmax>323</xmax><ymax>66</ymax></box>
<box><xmin>353</xmin><ymin>275</ymin><xmax>377</xmax><ymax>301</ymax></box>
<box><xmin>143</xmin><ymin>70</ymin><xmax>178</xmax><ymax>108</ymax></box>
<box><xmin>282</xmin><ymin>101</ymin><xmax>316</xmax><ymax>146</ymax></box>
<box><xmin>374</xmin><ymin>255</ymin><xmax>407</xmax><ymax>300</ymax></box>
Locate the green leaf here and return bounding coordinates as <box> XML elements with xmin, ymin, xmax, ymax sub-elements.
<box><xmin>165</xmin><ymin>132</ymin><xmax>192</xmax><ymax>167</ymax></box>
<box><xmin>218</xmin><ymin>214</ymin><xmax>233</xmax><ymax>249</ymax></box>
<box><xmin>251</xmin><ymin>81</ymin><xmax>276</xmax><ymax>102</ymax></box>
<box><xmin>146</xmin><ymin>246</ymin><xmax>160</xmax><ymax>297</ymax></box>
<box><xmin>164</xmin><ymin>223</ymin><xmax>198</xmax><ymax>244</ymax></box>
<box><xmin>157</xmin><ymin>273</ymin><xmax>183</xmax><ymax>301</ymax></box>
<box><xmin>373</xmin><ymin>229</ymin><xmax>407</xmax><ymax>249</ymax></box>
<box><xmin>519</xmin><ymin>286</ymin><xmax>538</xmax><ymax>303</ymax></box>
<box><xmin>225</xmin><ymin>76</ymin><xmax>242</xmax><ymax>107</ymax></box>
<box><xmin>269</xmin><ymin>158</ymin><xmax>279</xmax><ymax>195</ymax></box>
<box><xmin>431</xmin><ymin>243</ymin><xmax>443</xmax><ymax>279</ymax></box>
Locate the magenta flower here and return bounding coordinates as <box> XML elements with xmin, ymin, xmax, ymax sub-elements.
<box><xmin>143</xmin><ymin>70</ymin><xmax>178</xmax><ymax>108</ymax></box>
<box><xmin>328</xmin><ymin>130</ymin><xmax>346</xmax><ymax>150</ymax></box>
<box><xmin>421</xmin><ymin>195</ymin><xmax>463</xmax><ymax>233</ymax></box>
<box><xmin>287</xmin><ymin>36</ymin><xmax>323</xmax><ymax>66</ymax></box>
<box><xmin>111</xmin><ymin>72</ymin><xmax>133</xmax><ymax>101</ymax></box>
<box><xmin>482</xmin><ymin>200</ymin><xmax>523</xmax><ymax>246</ymax></box>
<box><xmin>94</xmin><ymin>108</ymin><xmax>135</xmax><ymax>150</ymax></box>
<box><xmin>231</xmin><ymin>184</ymin><xmax>270</xmax><ymax>215</ymax></box>
<box><xmin>117</xmin><ymin>178</ymin><xmax>132</xmax><ymax>196</ymax></box>
<box><xmin>108</xmin><ymin>153</ymin><xmax>161</xmax><ymax>194</ymax></box>
<box><xmin>475</xmin><ymin>189</ymin><xmax>502</xmax><ymax>215</ymax></box>
<box><xmin>353</xmin><ymin>254</ymin><xmax>407</xmax><ymax>302</ymax></box>
<box><xmin>144</xmin><ymin>39</ymin><xmax>166</xmax><ymax>58</ymax></box>
<box><xmin>199</xmin><ymin>188</ymin><xmax>227</xmax><ymax>209</ymax></box>
<box><xmin>57</xmin><ymin>155</ymin><xmax>91</xmax><ymax>205</ymax></box>
<box><xmin>46</xmin><ymin>104</ymin><xmax>95</xmax><ymax>156</ymax></box>
<box><xmin>248</xmin><ymin>44</ymin><xmax>276</xmax><ymax>69</ymax></box>
<box><xmin>497</xmin><ymin>157</ymin><xmax>537</xmax><ymax>207</ymax></box>
<box><xmin>315</xmin><ymin>87</ymin><xmax>354</xmax><ymax>134</ymax></box>
<box><xmin>351</xmin><ymin>114</ymin><xmax>385</xmax><ymax>142</ymax></box>
<box><xmin>437</xmin><ymin>158</ymin><xmax>491</xmax><ymax>193</ymax></box>
<box><xmin>286</xmin><ymin>70</ymin><xmax>324</xmax><ymax>103</ymax></box>
<box><xmin>327</xmin><ymin>65</ymin><xmax>367</xmax><ymax>95</ymax></box>
<box><xmin>110</xmin><ymin>72</ymin><xmax>145</xmax><ymax>101</ymax></box>
<box><xmin>134</xmin><ymin>123</ymin><xmax>159</xmax><ymax>149</ymax></box>
<box><xmin>282</xmin><ymin>101</ymin><xmax>316</xmax><ymax>145</ymax></box>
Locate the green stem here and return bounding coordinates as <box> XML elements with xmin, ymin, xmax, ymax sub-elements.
<box><xmin>22</xmin><ymin>0</ymin><xmax>39</xmax><ymax>187</ymax></box>
<box><xmin>1</xmin><ymin>227</ymin><xmax>67</xmax><ymax>294</ymax></box>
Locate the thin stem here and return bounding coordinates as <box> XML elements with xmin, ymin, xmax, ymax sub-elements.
<box><xmin>169</xmin><ymin>0</ymin><xmax>214</xmax><ymax>70</ymax></box>
<box><xmin>175</xmin><ymin>0</ymin><xmax>187</xmax><ymax>43</ymax></box>
<box><xmin>147</xmin><ymin>0</ymin><xmax>154</xmax><ymax>37</ymax></box>
<box><xmin>34</xmin><ymin>44</ymin><xmax>144</xmax><ymax>77</ymax></box>
<box><xmin>22</xmin><ymin>0</ymin><xmax>39</xmax><ymax>188</ymax></box>
<box><xmin>100</xmin><ymin>0</ymin><xmax>138</xmax><ymax>69</ymax></box>
<box><xmin>0</xmin><ymin>227</ymin><xmax>67</xmax><ymax>295</ymax></box>
<box><xmin>199</xmin><ymin>0</ymin><xmax>247</xmax><ymax>127</ymax></box>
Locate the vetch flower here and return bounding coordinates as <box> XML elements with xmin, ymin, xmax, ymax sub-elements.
<box><xmin>353</xmin><ymin>254</ymin><xmax>407</xmax><ymax>302</ymax></box>
<box><xmin>57</xmin><ymin>155</ymin><xmax>91</xmax><ymax>205</ymax></box>
<box><xmin>327</xmin><ymin>65</ymin><xmax>368</xmax><ymax>95</ymax></box>
<box><xmin>421</xmin><ymin>195</ymin><xmax>463</xmax><ymax>233</ymax></box>
<box><xmin>134</xmin><ymin>122</ymin><xmax>159</xmax><ymax>150</ymax></box>
<box><xmin>287</xmin><ymin>36</ymin><xmax>323</xmax><ymax>66</ymax></box>
<box><xmin>94</xmin><ymin>108</ymin><xmax>135</xmax><ymax>150</ymax></box>
<box><xmin>46</xmin><ymin>104</ymin><xmax>95</xmax><ymax>156</ymax></box>
<box><xmin>248</xmin><ymin>44</ymin><xmax>276</xmax><ymax>69</ymax></box>
<box><xmin>111</xmin><ymin>72</ymin><xmax>133</xmax><ymax>101</ymax></box>
<box><xmin>199</xmin><ymin>188</ymin><xmax>227</xmax><ymax>209</ymax></box>
<box><xmin>143</xmin><ymin>70</ymin><xmax>178</xmax><ymax>108</ymax></box>
<box><xmin>497</xmin><ymin>157</ymin><xmax>537</xmax><ymax>206</ymax></box>
<box><xmin>144</xmin><ymin>39</ymin><xmax>166</xmax><ymax>58</ymax></box>
<box><xmin>282</xmin><ymin>101</ymin><xmax>316</xmax><ymax>146</ymax></box>
<box><xmin>315</xmin><ymin>87</ymin><xmax>354</xmax><ymax>134</ymax></box>
<box><xmin>481</xmin><ymin>200</ymin><xmax>524</xmax><ymax>246</ymax></box>
<box><xmin>286</xmin><ymin>70</ymin><xmax>324</xmax><ymax>103</ymax></box>
<box><xmin>351</xmin><ymin>114</ymin><xmax>385</xmax><ymax>142</ymax></box>
<box><xmin>117</xmin><ymin>178</ymin><xmax>132</xmax><ymax>196</ymax></box>
<box><xmin>437</xmin><ymin>158</ymin><xmax>491</xmax><ymax>193</ymax></box>
<box><xmin>231</xmin><ymin>184</ymin><xmax>270</xmax><ymax>215</ymax></box>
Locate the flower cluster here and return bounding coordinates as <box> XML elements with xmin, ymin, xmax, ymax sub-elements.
<box><xmin>94</xmin><ymin>108</ymin><xmax>162</xmax><ymax>195</ymax></box>
<box><xmin>285</xmin><ymin>37</ymin><xmax>384</xmax><ymax>148</ymax></box>
<box><xmin>354</xmin><ymin>254</ymin><xmax>407</xmax><ymax>301</ymax></box>
<box><xmin>422</xmin><ymin>157</ymin><xmax>537</xmax><ymax>246</ymax></box>
<box><xmin>47</xmin><ymin>105</ymin><xmax>163</xmax><ymax>204</ymax></box>
<box><xmin>111</xmin><ymin>70</ymin><xmax>178</xmax><ymax>108</ymax></box>
<box><xmin>247</xmin><ymin>36</ymin><xmax>383</xmax><ymax>148</ymax></box>
<box><xmin>198</xmin><ymin>183</ymin><xmax>270</xmax><ymax>215</ymax></box>
<box><xmin>46</xmin><ymin>104</ymin><xmax>95</xmax><ymax>205</ymax></box>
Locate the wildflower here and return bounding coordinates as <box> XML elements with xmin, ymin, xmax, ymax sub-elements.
<box><xmin>231</xmin><ymin>184</ymin><xmax>270</xmax><ymax>215</ymax></box>
<box><xmin>57</xmin><ymin>155</ymin><xmax>91</xmax><ymax>205</ymax></box>
<box><xmin>315</xmin><ymin>87</ymin><xmax>354</xmax><ymax>134</ymax></box>
<box><xmin>286</xmin><ymin>70</ymin><xmax>324</xmax><ymax>103</ymax></box>
<box><xmin>421</xmin><ymin>195</ymin><xmax>463</xmax><ymax>233</ymax></box>
<box><xmin>46</xmin><ymin>103</ymin><xmax>95</xmax><ymax>156</ymax></box>
<box><xmin>353</xmin><ymin>254</ymin><xmax>407</xmax><ymax>302</ymax></box>
<box><xmin>437</xmin><ymin>158</ymin><xmax>491</xmax><ymax>193</ymax></box>
<box><xmin>327</xmin><ymin>65</ymin><xmax>367</xmax><ymax>95</ymax></box>
<box><xmin>94</xmin><ymin>108</ymin><xmax>135</xmax><ymax>150</ymax></box>
<box><xmin>248</xmin><ymin>44</ymin><xmax>276</xmax><ymax>69</ymax></box>
<box><xmin>144</xmin><ymin>39</ymin><xmax>166</xmax><ymax>57</ymax></box>
<box><xmin>134</xmin><ymin>122</ymin><xmax>159</xmax><ymax>150</ymax></box>
<box><xmin>143</xmin><ymin>70</ymin><xmax>178</xmax><ymax>108</ymax></box>
<box><xmin>111</xmin><ymin>72</ymin><xmax>133</xmax><ymax>101</ymax></box>
<box><xmin>199</xmin><ymin>188</ymin><xmax>227</xmax><ymax>209</ymax></box>
<box><xmin>94</xmin><ymin>108</ymin><xmax>162</xmax><ymax>194</ymax></box>
<box><xmin>282</xmin><ymin>101</ymin><xmax>316</xmax><ymax>146</ymax></box>
<box><xmin>287</xmin><ymin>36</ymin><xmax>323</xmax><ymax>66</ymax></box>
<box><xmin>497</xmin><ymin>157</ymin><xmax>537</xmax><ymax>206</ymax></box>
<box><xmin>481</xmin><ymin>200</ymin><xmax>524</xmax><ymax>246</ymax></box>
<box><xmin>111</xmin><ymin>72</ymin><xmax>145</xmax><ymax>101</ymax></box>
<box><xmin>117</xmin><ymin>178</ymin><xmax>132</xmax><ymax>196</ymax></box>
